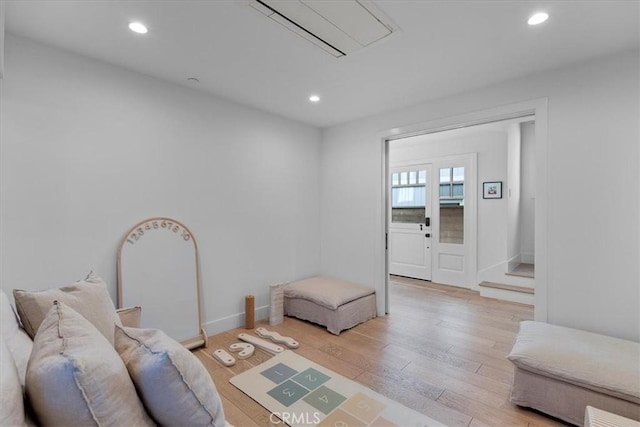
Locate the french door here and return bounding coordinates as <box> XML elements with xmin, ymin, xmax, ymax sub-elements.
<box><xmin>389</xmin><ymin>155</ymin><xmax>477</xmax><ymax>288</ymax></box>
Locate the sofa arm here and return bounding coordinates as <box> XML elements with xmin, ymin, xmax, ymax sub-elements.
<box><xmin>117</xmin><ymin>307</ymin><xmax>141</xmax><ymax>328</ymax></box>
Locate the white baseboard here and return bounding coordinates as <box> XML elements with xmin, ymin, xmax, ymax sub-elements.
<box><xmin>202</xmin><ymin>305</ymin><xmax>269</xmax><ymax>336</ymax></box>
<box><xmin>507</xmin><ymin>254</ymin><xmax>522</xmax><ymax>273</ymax></box>
<box><xmin>521</xmin><ymin>252</ymin><xmax>535</xmax><ymax>264</ymax></box>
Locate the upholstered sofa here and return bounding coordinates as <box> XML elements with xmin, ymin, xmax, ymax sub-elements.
<box><xmin>0</xmin><ymin>272</ymin><xmax>227</xmax><ymax>426</ymax></box>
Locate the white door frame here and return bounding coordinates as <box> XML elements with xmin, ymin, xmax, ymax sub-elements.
<box><xmin>380</xmin><ymin>98</ymin><xmax>548</xmax><ymax>322</ymax></box>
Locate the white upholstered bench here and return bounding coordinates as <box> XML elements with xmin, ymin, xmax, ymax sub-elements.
<box><xmin>508</xmin><ymin>321</ymin><xmax>640</xmax><ymax>426</ymax></box>
<box><xmin>283</xmin><ymin>276</ymin><xmax>376</xmax><ymax>335</ymax></box>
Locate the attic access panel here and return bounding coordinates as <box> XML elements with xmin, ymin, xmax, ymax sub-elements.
<box><xmin>250</xmin><ymin>0</ymin><xmax>394</xmax><ymax>57</ymax></box>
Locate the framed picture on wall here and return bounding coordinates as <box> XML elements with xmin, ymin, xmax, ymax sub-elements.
<box><xmin>483</xmin><ymin>181</ymin><xmax>502</xmax><ymax>199</ymax></box>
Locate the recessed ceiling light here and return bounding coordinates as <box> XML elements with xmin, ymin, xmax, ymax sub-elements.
<box><xmin>528</xmin><ymin>12</ymin><xmax>549</xmax><ymax>26</ymax></box>
<box><xmin>128</xmin><ymin>22</ymin><xmax>148</xmax><ymax>34</ymax></box>
<box><xmin>309</xmin><ymin>95</ymin><xmax>320</xmax><ymax>103</ymax></box>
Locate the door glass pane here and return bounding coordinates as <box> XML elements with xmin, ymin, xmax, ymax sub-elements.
<box><xmin>440</xmin><ymin>167</ymin><xmax>464</xmax><ymax>244</ymax></box>
<box><xmin>392</xmin><ymin>187</ymin><xmax>425</xmax><ymax>207</ymax></box>
<box><xmin>452</xmin><ymin>167</ymin><xmax>464</xmax><ymax>182</ymax></box>
<box><xmin>400</xmin><ymin>172</ymin><xmax>408</xmax><ymax>185</ymax></box>
<box><xmin>392</xmin><ymin>207</ymin><xmax>425</xmax><ymax>223</ymax></box>
<box><xmin>392</xmin><ymin>187</ymin><xmax>425</xmax><ymax>223</ymax></box>
<box><xmin>440</xmin><ymin>168</ymin><xmax>451</xmax><ymax>183</ymax></box>
<box><xmin>391</xmin><ymin>169</ymin><xmax>427</xmax><ymax>224</ymax></box>
<box><xmin>440</xmin><ymin>205</ymin><xmax>464</xmax><ymax>243</ymax></box>
<box><xmin>439</xmin><ymin>183</ymin><xmax>450</xmax><ymax>198</ymax></box>
<box><xmin>452</xmin><ymin>183</ymin><xmax>464</xmax><ymax>198</ymax></box>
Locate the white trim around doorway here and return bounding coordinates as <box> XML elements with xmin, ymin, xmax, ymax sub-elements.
<box><xmin>379</xmin><ymin>98</ymin><xmax>548</xmax><ymax>322</ymax></box>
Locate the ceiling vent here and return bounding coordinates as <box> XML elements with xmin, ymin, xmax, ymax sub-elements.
<box><xmin>250</xmin><ymin>0</ymin><xmax>394</xmax><ymax>57</ymax></box>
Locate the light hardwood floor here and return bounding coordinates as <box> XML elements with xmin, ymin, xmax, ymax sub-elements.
<box><xmin>195</xmin><ymin>276</ymin><xmax>568</xmax><ymax>426</ymax></box>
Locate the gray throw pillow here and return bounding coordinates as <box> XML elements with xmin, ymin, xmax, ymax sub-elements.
<box><xmin>13</xmin><ymin>271</ymin><xmax>121</xmax><ymax>345</ymax></box>
<box><xmin>115</xmin><ymin>325</ymin><xmax>227</xmax><ymax>426</ymax></box>
<box><xmin>26</xmin><ymin>301</ymin><xmax>154</xmax><ymax>427</ymax></box>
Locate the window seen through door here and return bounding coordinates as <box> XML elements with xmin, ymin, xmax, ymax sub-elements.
<box><xmin>391</xmin><ymin>170</ymin><xmax>426</xmax><ymax>223</ymax></box>
<box><xmin>440</xmin><ymin>167</ymin><xmax>464</xmax><ymax>244</ymax></box>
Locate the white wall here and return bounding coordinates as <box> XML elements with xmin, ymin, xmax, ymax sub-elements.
<box><xmin>0</xmin><ymin>2</ymin><xmax>5</xmax><ymax>78</ymax></box>
<box><xmin>506</xmin><ymin>123</ymin><xmax>521</xmax><ymax>269</ymax></box>
<box><xmin>520</xmin><ymin>121</ymin><xmax>536</xmax><ymax>263</ymax></box>
<box><xmin>0</xmin><ymin>35</ymin><xmax>321</xmax><ymax>334</ymax></box>
<box><xmin>320</xmin><ymin>49</ymin><xmax>640</xmax><ymax>341</ymax></box>
<box><xmin>389</xmin><ymin>128</ymin><xmax>508</xmax><ymax>285</ymax></box>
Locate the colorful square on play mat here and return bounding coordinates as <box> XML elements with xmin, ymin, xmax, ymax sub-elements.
<box><xmin>341</xmin><ymin>392</ymin><xmax>386</xmax><ymax>423</ymax></box>
<box><xmin>369</xmin><ymin>416</ymin><xmax>399</xmax><ymax>427</ymax></box>
<box><xmin>261</xmin><ymin>363</ymin><xmax>298</xmax><ymax>384</ymax></box>
<box><xmin>317</xmin><ymin>409</ymin><xmax>367</xmax><ymax>427</ymax></box>
<box><xmin>303</xmin><ymin>385</ymin><xmax>347</xmax><ymax>414</ymax></box>
<box><xmin>267</xmin><ymin>380</ymin><xmax>309</xmax><ymax>407</ymax></box>
<box><xmin>292</xmin><ymin>368</ymin><xmax>330</xmax><ymax>390</ymax></box>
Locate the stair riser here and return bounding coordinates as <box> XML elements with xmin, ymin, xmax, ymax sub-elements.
<box><xmin>480</xmin><ymin>287</ymin><xmax>534</xmax><ymax>305</ymax></box>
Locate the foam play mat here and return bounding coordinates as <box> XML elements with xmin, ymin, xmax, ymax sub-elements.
<box><xmin>230</xmin><ymin>350</ymin><xmax>444</xmax><ymax>426</ymax></box>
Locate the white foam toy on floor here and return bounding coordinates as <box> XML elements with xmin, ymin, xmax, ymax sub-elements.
<box><xmin>229</xmin><ymin>342</ymin><xmax>255</xmax><ymax>359</ymax></box>
<box><xmin>212</xmin><ymin>349</ymin><xmax>236</xmax><ymax>367</ymax></box>
<box><xmin>255</xmin><ymin>327</ymin><xmax>299</xmax><ymax>349</ymax></box>
<box><xmin>238</xmin><ymin>333</ymin><xmax>284</xmax><ymax>354</ymax></box>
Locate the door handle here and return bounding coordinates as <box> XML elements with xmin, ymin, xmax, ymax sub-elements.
<box><xmin>425</xmin><ymin>217</ymin><xmax>430</xmax><ymax>227</ymax></box>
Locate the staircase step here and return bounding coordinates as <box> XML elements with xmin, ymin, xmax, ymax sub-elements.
<box><xmin>479</xmin><ymin>281</ymin><xmax>534</xmax><ymax>305</ymax></box>
<box><xmin>507</xmin><ymin>263</ymin><xmax>534</xmax><ymax>278</ymax></box>
<box><xmin>506</xmin><ymin>271</ymin><xmax>534</xmax><ymax>279</ymax></box>
<box><xmin>479</xmin><ymin>281</ymin><xmax>534</xmax><ymax>294</ymax></box>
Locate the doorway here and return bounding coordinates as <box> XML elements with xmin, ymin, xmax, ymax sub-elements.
<box><xmin>386</xmin><ymin>108</ymin><xmax>546</xmax><ymax>309</ymax></box>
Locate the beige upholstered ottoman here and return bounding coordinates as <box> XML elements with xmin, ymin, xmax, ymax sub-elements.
<box><xmin>283</xmin><ymin>276</ymin><xmax>376</xmax><ymax>335</ymax></box>
<box><xmin>508</xmin><ymin>321</ymin><xmax>640</xmax><ymax>426</ymax></box>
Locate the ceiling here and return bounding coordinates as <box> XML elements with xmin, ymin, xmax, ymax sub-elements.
<box><xmin>3</xmin><ymin>0</ymin><xmax>639</xmax><ymax>128</ymax></box>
